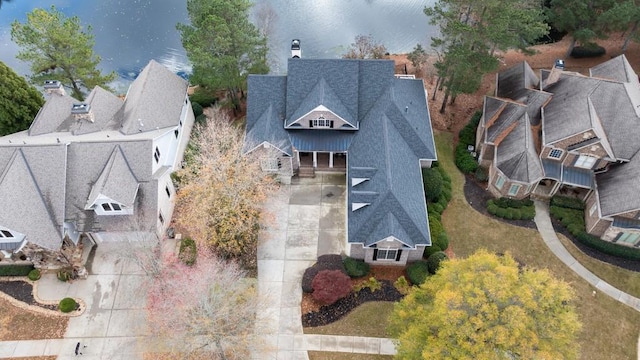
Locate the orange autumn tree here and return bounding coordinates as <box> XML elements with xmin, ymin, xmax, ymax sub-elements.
<box><xmin>173</xmin><ymin>107</ymin><xmax>277</xmax><ymax>269</ymax></box>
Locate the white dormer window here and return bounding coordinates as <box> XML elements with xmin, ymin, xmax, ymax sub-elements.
<box><xmin>0</xmin><ymin>230</ymin><xmax>14</xmax><ymax>239</ymax></box>
<box><xmin>352</xmin><ymin>202</ymin><xmax>370</xmax><ymax>211</ymax></box>
<box><xmin>310</xmin><ymin>115</ymin><xmax>332</xmax><ymax>128</ymax></box>
<box><xmin>352</xmin><ymin>178</ymin><xmax>369</xmax><ymax>187</ymax></box>
<box><xmin>101</xmin><ymin>203</ymin><xmax>123</xmax><ymax>212</ymax></box>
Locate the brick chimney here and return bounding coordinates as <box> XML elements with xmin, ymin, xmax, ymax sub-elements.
<box><xmin>291</xmin><ymin>39</ymin><xmax>301</xmax><ymax>58</ymax></box>
<box><xmin>43</xmin><ymin>80</ymin><xmax>66</xmax><ymax>96</ymax></box>
<box><xmin>71</xmin><ymin>103</ymin><xmax>94</xmax><ymax>123</ymax></box>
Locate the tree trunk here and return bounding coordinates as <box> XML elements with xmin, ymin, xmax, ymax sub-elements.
<box><xmin>440</xmin><ymin>87</ymin><xmax>450</xmax><ymax>114</ymax></box>
<box><xmin>565</xmin><ymin>38</ymin><xmax>576</xmax><ymax>58</ymax></box>
<box><xmin>432</xmin><ymin>77</ymin><xmax>442</xmax><ymax>100</ymax></box>
<box><xmin>450</xmin><ymin>94</ymin><xmax>457</xmax><ymax>104</ymax></box>
<box><xmin>622</xmin><ymin>21</ymin><xmax>639</xmax><ymax>53</ymax></box>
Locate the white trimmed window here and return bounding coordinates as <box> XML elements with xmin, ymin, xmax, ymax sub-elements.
<box><xmin>575</xmin><ymin>155</ymin><xmax>596</xmax><ymax>169</ymax></box>
<box><xmin>260</xmin><ymin>158</ymin><xmax>280</xmax><ymax>172</ymax></box>
<box><xmin>154</xmin><ymin>147</ymin><xmax>161</xmax><ymax>163</ymax></box>
<box><xmin>101</xmin><ymin>203</ymin><xmax>122</xmax><ymax>212</ymax></box>
<box><xmin>311</xmin><ymin>115</ymin><xmax>332</xmax><ymax>128</ymax></box>
<box><xmin>617</xmin><ymin>232</ymin><xmax>640</xmax><ymax>245</ymax></box>
<box><xmin>0</xmin><ymin>230</ymin><xmax>14</xmax><ymax>239</ymax></box>
<box><xmin>495</xmin><ymin>175</ymin><xmax>505</xmax><ymax>190</ymax></box>
<box><xmin>548</xmin><ymin>148</ymin><xmax>563</xmax><ymax>159</ymax></box>
<box><xmin>508</xmin><ymin>184</ymin><xmax>520</xmax><ymax>196</ymax></box>
<box><xmin>376</xmin><ymin>248</ymin><xmax>398</xmax><ymax>261</ymax></box>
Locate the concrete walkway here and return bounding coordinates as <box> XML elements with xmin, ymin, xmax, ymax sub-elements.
<box><xmin>255</xmin><ymin>173</ymin><xmax>397</xmax><ymax>359</ymax></box>
<box><xmin>534</xmin><ymin>200</ymin><xmax>640</xmax><ymax>312</ymax></box>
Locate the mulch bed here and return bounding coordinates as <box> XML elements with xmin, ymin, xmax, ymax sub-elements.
<box><xmin>463</xmin><ymin>175</ymin><xmax>536</xmax><ymax>229</ymax></box>
<box><xmin>302</xmin><ymin>280</ymin><xmax>403</xmax><ymax>327</ymax></box>
<box><xmin>463</xmin><ymin>174</ymin><xmax>640</xmax><ymax>272</ymax></box>
<box><xmin>0</xmin><ymin>281</ymin><xmax>58</xmax><ymax>311</ymax></box>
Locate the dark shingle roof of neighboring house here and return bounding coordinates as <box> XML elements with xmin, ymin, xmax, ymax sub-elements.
<box><xmin>596</xmin><ymin>154</ymin><xmax>640</xmax><ymax>216</ymax></box>
<box><xmin>120</xmin><ymin>60</ymin><xmax>188</xmax><ymax>134</ymax></box>
<box><xmin>0</xmin><ymin>146</ymin><xmax>67</xmax><ymax>250</ymax></box>
<box><xmin>243</xmin><ymin>76</ymin><xmax>292</xmax><ymax>155</ymax></box>
<box><xmin>495</xmin><ymin>115</ymin><xmax>543</xmax><ymax>183</ymax></box>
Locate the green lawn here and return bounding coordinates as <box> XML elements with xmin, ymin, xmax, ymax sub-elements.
<box><xmin>436</xmin><ymin>130</ymin><xmax>640</xmax><ymax>360</ymax></box>
<box><xmin>557</xmin><ymin>233</ymin><xmax>640</xmax><ymax>299</ymax></box>
<box><xmin>304</xmin><ymin>302</ymin><xmax>394</xmax><ymax>338</ymax></box>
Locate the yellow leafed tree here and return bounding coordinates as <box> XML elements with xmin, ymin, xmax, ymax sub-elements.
<box><xmin>173</xmin><ymin>107</ymin><xmax>277</xmax><ymax>270</ymax></box>
<box><xmin>389</xmin><ymin>249</ymin><xmax>581</xmax><ymax>360</ymax></box>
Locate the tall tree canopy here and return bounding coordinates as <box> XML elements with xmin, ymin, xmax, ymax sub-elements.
<box><xmin>11</xmin><ymin>6</ymin><xmax>115</xmax><ymax>100</ymax></box>
<box><xmin>389</xmin><ymin>250</ymin><xmax>581</xmax><ymax>359</ymax></box>
<box><xmin>547</xmin><ymin>0</ymin><xmax>617</xmax><ymax>55</ymax></box>
<box><xmin>425</xmin><ymin>0</ymin><xmax>548</xmax><ymax>112</ymax></box>
<box><xmin>598</xmin><ymin>0</ymin><xmax>640</xmax><ymax>52</ymax></box>
<box><xmin>0</xmin><ymin>62</ymin><xmax>44</xmax><ymax>135</ymax></box>
<box><xmin>177</xmin><ymin>0</ymin><xmax>269</xmax><ymax>113</ymax></box>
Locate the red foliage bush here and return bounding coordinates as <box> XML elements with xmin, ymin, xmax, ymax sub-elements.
<box><xmin>311</xmin><ymin>270</ymin><xmax>352</xmax><ymax>305</ymax></box>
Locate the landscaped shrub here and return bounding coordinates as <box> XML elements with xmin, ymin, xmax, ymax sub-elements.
<box><xmin>551</xmin><ymin>196</ymin><xmax>585</xmax><ymax>210</ymax></box>
<box><xmin>487</xmin><ymin>202</ymin><xmax>499</xmax><ymax>215</ymax></box>
<box><xmin>428</xmin><ymin>203</ymin><xmax>444</xmax><ymax>216</ymax></box>
<box><xmin>343</xmin><ymin>256</ymin><xmax>370</xmax><ymax>278</ymax></box>
<box><xmin>427</xmin><ymin>251</ymin><xmax>448</xmax><ymax>274</ymax></box>
<box><xmin>495</xmin><ymin>207</ymin><xmax>508</xmax><ymax>219</ymax></box>
<box><xmin>195</xmin><ymin>113</ymin><xmax>207</xmax><ymax>125</ymax></box>
<box><xmin>27</xmin><ymin>269</ymin><xmax>41</xmax><ymax>281</ymax></box>
<box><xmin>394</xmin><ymin>276</ymin><xmax>411</xmax><ymax>295</ymax></box>
<box><xmin>59</xmin><ymin>297</ymin><xmax>77</xmax><ymax>313</ymax></box>
<box><xmin>494</xmin><ymin>197</ymin><xmax>532</xmax><ymax>209</ymax></box>
<box><xmin>57</xmin><ymin>268</ymin><xmax>72</xmax><ymax>282</ymax></box>
<box><xmin>353</xmin><ymin>277</ymin><xmax>382</xmax><ymax>293</ymax></box>
<box><xmin>455</xmin><ymin>144</ymin><xmax>479</xmax><ymax>173</ymax></box>
<box><xmin>475</xmin><ymin>166</ymin><xmax>489</xmax><ymax>182</ymax></box>
<box><xmin>434</xmin><ymin>232</ymin><xmax>449</xmax><ymax>251</ymax></box>
<box><xmin>189</xmin><ymin>88</ymin><xmax>217</xmax><ymax>107</ymax></box>
<box><xmin>406</xmin><ymin>261</ymin><xmax>429</xmax><ymax>285</ymax></box>
<box><xmin>0</xmin><ymin>264</ymin><xmax>34</xmax><ymax>276</ymax></box>
<box><xmin>302</xmin><ymin>266</ymin><xmax>319</xmax><ymax>293</ymax></box>
<box><xmin>570</xmin><ymin>45</ymin><xmax>606</xmax><ymax>58</ymax></box>
<box><xmin>316</xmin><ymin>254</ymin><xmax>347</xmax><ymax>274</ymax></box>
<box><xmin>436</xmin><ymin>165</ymin><xmax>451</xmax><ymax>183</ymax></box>
<box><xmin>520</xmin><ymin>207</ymin><xmax>536</xmax><ymax>220</ymax></box>
<box><xmin>488</xmin><ymin>198</ymin><xmax>535</xmax><ymax>220</ymax></box>
<box><xmin>441</xmin><ymin>188</ymin><xmax>452</xmax><ymax>202</ymax></box>
<box><xmin>191</xmin><ymin>102</ymin><xmax>203</xmax><ymax>117</ymax></box>
<box><xmin>179</xmin><ymin>238</ymin><xmax>197</xmax><ymax>266</ymax></box>
<box><xmin>311</xmin><ymin>270</ymin><xmax>352</xmax><ymax>305</ymax></box>
<box><xmin>423</xmin><ymin>167</ymin><xmax>444</xmax><ymax>202</ymax></box>
<box><xmin>423</xmin><ymin>245</ymin><xmax>442</xmax><ymax>259</ymax></box>
<box><xmin>428</xmin><ymin>215</ymin><xmax>444</xmax><ymax>241</ymax></box>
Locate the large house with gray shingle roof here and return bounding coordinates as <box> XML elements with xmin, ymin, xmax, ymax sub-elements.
<box><xmin>243</xmin><ymin>56</ymin><xmax>437</xmax><ymax>265</ymax></box>
<box><xmin>0</xmin><ymin>60</ymin><xmax>194</xmax><ymax>259</ymax></box>
<box><xmin>476</xmin><ymin>55</ymin><xmax>640</xmax><ymax>247</ymax></box>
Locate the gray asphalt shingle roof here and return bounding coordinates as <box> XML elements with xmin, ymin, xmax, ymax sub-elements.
<box><xmin>597</xmin><ymin>155</ymin><xmax>640</xmax><ymax>216</ymax></box>
<box><xmin>495</xmin><ymin>115</ymin><xmax>543</xmax><ymax>183</ymax></box>
<box><xmin>85</xmin><ymin>145</ymin><xmax>140</xmax><ymax>209</ymax></box>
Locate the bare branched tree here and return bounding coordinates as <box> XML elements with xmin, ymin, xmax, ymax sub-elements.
<box><xmin>342</xmin><ymin>34</ymin><xmax>388</xmax><ymax>59</ymax></box>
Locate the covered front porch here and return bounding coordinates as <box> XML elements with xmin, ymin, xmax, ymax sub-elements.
<box><xmin>297</xmin><ymin>151</ymin><xmax>347</xmax><ymax>171</ymax></box>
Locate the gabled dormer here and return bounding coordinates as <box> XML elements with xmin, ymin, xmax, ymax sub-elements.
<box><xmin>85</xmin><ymin>146</ymin><xmax>139</xmax><ymax>216</ymax></box>
<box><xmin>285</xmin><ymin>78</ymin><xmax>358</xmax><ymax>130</ymax></box>
<box><xmin>0</xmin><ymin>226</ymin><xmax>26</xmax><ymax>251</ymax></box>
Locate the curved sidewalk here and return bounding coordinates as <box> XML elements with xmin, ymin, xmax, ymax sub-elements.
<box><xmin>533</xmin><ymin>200</ymin><xmax>640</xmax><ymax>312</ymax></box>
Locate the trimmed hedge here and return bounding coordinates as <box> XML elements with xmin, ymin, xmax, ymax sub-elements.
<box><xmin>191</xmin><ymin>102</ymin><xmax>203</xmax><ymax>117</ymax></box>
<box><xmin>487</xmin><ymin>199</ymin><xmax>535</xmax><ymax>220</ymax></box>
<box><xmin>406</xmin><ymin>261</ymin><xmax>429</xmax><ymax>285</ymax></box>
<box><xmin>59</xmin><ymin>297</ymin><xmax>77</xmax><ymax>313</ymax></box>
<box><xmin>550</xmin><ymin>204</ymin><xmax>640</xmax><ymax>261</ymax></box>
<box><xmin>427</xmin><ymin>251</ymin><xmax>448</xmax><ymax>274</ymax></box>
<box><xmin>455</xmin><ymin>111</ymin><xmax>482</xmax><ymax>174</ymax></box>
<box><xmin>551</xmin><ymin>196</ymin><xmax>585</xmax><ymax>210</ymax></box>
<box><xmin>434</xmin><ymin>232</ymin><xmax>449</xmax><ymax>251</ymax></box>
<box><xmin>423</xmin><ymin>245</ymin><xmax>442</xmax><ymax>259</ymax></box>
<box><xmin>343</xmin><ymin>256</ymin><xmax>370</xmax><ymax>278</ymax></box>
<box><xmin>28</xmin><ymin>269</ymin><xmax>41</xmax><ymax>281</ymax></box>
<box><xmin>423</xmin><ymin>167</ymin><xmax>444</xmax><ymax>202</ymax></box>
<box><xmin>428</xmin><ymin>215</ymin><xmax>444</xmax><ymax>241</ymax></box>
<box><xmin>494</xmin><ymin>197</ymin><xmax>533</xmax><ymax>209</ymax></box>
<box><xmin>0</xmin><ymin>264</ymin><xmax>34</xmax><ymax>277</ymax></box>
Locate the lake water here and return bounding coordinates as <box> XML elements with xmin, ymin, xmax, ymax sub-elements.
<box><xmin>0</xmin><ymin>0</ymin><xmax>435</xmax><ymax>91</ymax></box>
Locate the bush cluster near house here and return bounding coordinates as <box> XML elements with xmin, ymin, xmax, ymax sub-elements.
<box><xmin>27</xmin><ymin>269</ymin><xmax>41</xmax><ymax>281</ymax></box>
<box><xmin>455</xmin><ymin>111</ymin><xmax>482</xmax><ymax>174</ymax></box>
<box><xmin>423</xmin><ymin>163</ymin><xmax>452</xmax><ymax>259</ymax></box>
<box><xmin>406</xmin><ymin>260</ymin><xmax>429</xmax><ymax>285</ymax></box>
<box><xmin>311</xmin><ymin>270</ymin><xmax>352</xmax><ymax>305</ymax></box>
<box><xmin>178</xmin><ymin>237</ymin><xmax>197</xmax><ymax>266</ymax></box>
<box><xmin>189</xmin><ymin>87</ymin><xmax>216</xmax><ymax>125</ymax></box>
<box><xmin>550</xmin><ymin>196</ymin><xmax>640</xmax><ymax>260</ymax></box>
<box><xmin>343</xmin><ymin>256</ymin><xmax>370</xmax><ymax>278</ymax></box>
<box><xmin>302</xmin><ymin>254</ymin><xmax>347</xmax><ymax>293</ymax></box>
<box><xmin>487</xmin><ymin>197</ymin><xmax>536</xmax><ymax>220</ymax></box>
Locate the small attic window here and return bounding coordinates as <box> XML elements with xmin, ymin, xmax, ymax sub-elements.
<box><xmin>101</xmin><ymin>203</ymin><xmax>123</xmax><ymax>212</ymax></box>
<box><xmin>0</xmin><ymin>230</ymin><xmax>14</xmax><ymax>238</ymax></box>
<box><xmin>352</xmin><ymin>203</ymin><xmax>370</xmax><ymax>211</ymax></box>
<box><xmin>352</xmin><ymin>178</ymin><xmax>369</xmax><ymax>187</ymax></box>
<box><xmin>154</xmin><ymin>147</ymin><xmax>161</xmax><ymax>163</ymax></box>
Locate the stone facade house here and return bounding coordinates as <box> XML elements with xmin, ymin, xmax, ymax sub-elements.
<box><xmin>243</xmin><ymin>54</ymin><xmax>437</xmax><ymax>265</ymax></box>
<box><xmin>476</xmin><ymin>55</ymin><xmax>640</xmax><ymax>247</ymax></box>
<box><xmin>0</xmin><ymin>60</ymin><xmax>194</xmax><ymax>264</ymax></box>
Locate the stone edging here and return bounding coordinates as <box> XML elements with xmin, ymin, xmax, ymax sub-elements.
<box><xmin>0</xmin><ymin>276</ymin><xmax>86</xmax><ymax>317</ymax></box>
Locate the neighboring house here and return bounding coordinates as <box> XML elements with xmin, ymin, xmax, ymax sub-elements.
<box><xmin>0</xmin><ymin>60</ymin><xmax>194</xmax><ymax>264</ymax></box>
<box><xmin>476</xmin><ymin>55</ymin><xmax>640</xmax><ymax>247</ymax></box>
<box><xmin>243</xmin><ymin>47</ymin><xmax>437</xmax><ymax>265</ymax></box>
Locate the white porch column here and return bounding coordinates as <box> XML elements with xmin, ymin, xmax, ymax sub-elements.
<box><xmin>296</xmin><ymin>151</ymin><xmax>300</xmax><ymax>165</ymax></box>
<box><xmin>313</xmin><ymin>151</ymin><xmax>317</xmax><ymax>168</ymax></box>
<box><xmin>329</xmin><ymin>152</ymin><xmax>334</xmax><ymax>168</ymax></box>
